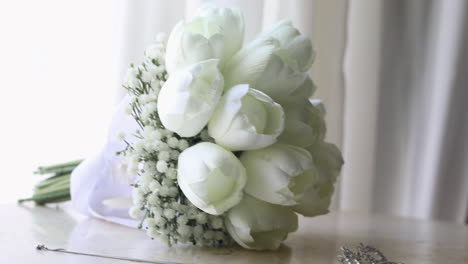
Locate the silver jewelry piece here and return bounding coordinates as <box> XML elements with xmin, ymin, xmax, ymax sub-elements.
<box><xmin>337</xmin><ymin>243</ymin><xmax>404</xmax><ymax>264</ymax></box>
<box><xmin>36</xmin><ymin>244</ymin><xmax>187</xmax><ymax>264</ymax></box>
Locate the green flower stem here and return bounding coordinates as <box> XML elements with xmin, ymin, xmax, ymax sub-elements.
<box><xmin>34</xmin><ymin>159</ymin><xmax>82</xmax><ymax>175</ymax></box>
<box><xmin>34</xmin><ymin>174</ymin><xmax>70</xmax><ymax>196</ymax></box>
<box><xmin>19</xmin><ymin>160</ymin><xmax>82</xmax><ymax>205</ymax></box>
<box><xmin>35</xmin><ymin>173</ymin><xmax>70</xmax><ymax>190</ymax></box>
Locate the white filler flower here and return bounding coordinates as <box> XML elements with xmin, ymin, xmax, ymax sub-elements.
<box><xmin>225</xmin><ymin>194</ymin><xmax>298</xmax><ymax>250</ymax></box>
<box><xmin>165</xmin><ymin>6</ymin><xmax>244</xmax><ymax>73</ymax></box>
<box><xmin>177</xmin><ymin>142</ymin><xmax>247</xmax><ymax>215</ymax></box>
<box><xmin>157</xmin><ymin>59</ymin><xmax>223</xmax><ymax>137</ymax></box>
<box><xmin>240</xmin><ymin>144</ymin><xmax>315</xmax><ymax>206</ymax></box>
<box><xmin>293</xmin><ymin>141</ymin><xmax>344</xmax><ymax>216</ymax></box>
<box><xmin>208</xmin><ymin>84</ymin><xmax>284</xmax><ymax>151</ymax></box>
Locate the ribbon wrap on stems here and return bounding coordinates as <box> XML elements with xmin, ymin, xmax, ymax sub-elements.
<box><xmin>70</xmin><ymin>96</ymin><xmax>139</xmax><ymax>228</ymax></box>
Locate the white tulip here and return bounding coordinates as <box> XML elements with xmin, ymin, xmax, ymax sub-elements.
<box><xmin>261</xmin><ymin>20</ymin><xmax>315</xmax><ymax>72</ymax></box>
<box><xmin>165</xmin><ymin>18</ymin><xmax>222</xmax><ymax>74</ymax></box>
<box><xmin>225</xmin><ymin>194</ymin><xmax>298</xmax><ymax>250</ymax></box>
<box><xmin>197</xmin><ymin>6</ymin><xmax>244</xmax><ymax>64</ymax></box>
<box><xmin>157</xmin><ymin>59</ymin><xmax>223</xmax><ymax>137</ymax></box>
<box><xmin>223</xmin><ymin>37</ymin><xmax>307</xmax><ymax>102</ymax></box>
<box><xmin>240</xmin><ymin>144</ymin><xmax>316</xmax><ymax>206</ymax></box>
<box><xmin>292</xmin><ymin>141</ymin><xmax>344</xmax><ymax>216</ymax></box>
<box><xmin>177</xmin><ymin>142</ymin><xmax>247</xmax><ymax>215</ymax></box>
<box><xmin>277</xmin><ymin>75</ymin><xmax>316</xmax><ymax>105</ymax></box>
<box><xmin>165</xmin><ymin>7</ymin><xmax>244</xmax><ymax>73</ymax></box>
<box><xmin>277</xmin><ymin>98</ymin><xmax>326</xmax><ymax>148</ymax></box>
<box><xmin>208</xmin><ymin>84</ymin><xmax>284</xmax><ymax>151</ymax></box>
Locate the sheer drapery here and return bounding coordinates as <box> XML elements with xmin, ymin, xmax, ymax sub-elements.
<box><xmin>342</xmin><ymin>0</ymin><xmax>468</xmax><ymax>224</ymax></box>
<box><xmin>116</xmin><ymin>0</ymin><xmax>468</xmax><ymax>224</ymax></box>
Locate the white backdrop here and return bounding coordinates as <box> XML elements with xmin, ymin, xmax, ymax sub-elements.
<box><xmin>0</xmin><ymin>0</ymin><xmax>119</xmax><ymax>203</ymax></box>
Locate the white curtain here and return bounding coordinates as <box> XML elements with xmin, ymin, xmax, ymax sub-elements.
<box><xmin>115</xmin><ymin>0</ymin><xmax>468</xmax><ymax>224</ymax></box>
<box><xmin>342</xmin><ymin>0</ymin><xmax>468</xmax><ymax>224</ymax></box>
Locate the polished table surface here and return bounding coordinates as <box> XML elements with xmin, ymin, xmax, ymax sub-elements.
<box><xmin>0</xmin><ymin>203</ymin><xmax>467</xmax><ymax>264</ymax></box>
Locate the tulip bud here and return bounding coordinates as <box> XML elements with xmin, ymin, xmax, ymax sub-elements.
<box><xmin>197</xmin><ymin>6</ymin><xmax>244</xmax><ymax>65</ymax></box>
<box><xmin>177</xmin><ymin>142</ymin><xmax>247</xmax><ymax>215</ymax></box>
<box><xmin>165</xmin><ymin>6</ymin><xmax>244</xmax><ymax>73</ymax></box>
<box><xmin>225</xmin><ymin>194</ymin><xmax>298</xmax><ymax>250</ymax></box>
<box><xmin>157</xmin><ymin>59</ymin><xmax>223</xmax><ymax>137</ymax></box>
<box><xmin>208</xmin><ymin>84</ymin><xmax>284</xmax><ymax>151</ymax></box>
<box><xmin>277</xmin><ymin>98</ymin><xmax>326</xmax><ymax>148</ymax></box>
<box><xmin>224</xmin><ymin>37</ymin><xmax>306</xmax><ymax>102</ymax></box>
<box><xmin>261</xmin><ymin>20</ymin><xmax>315</xmax><ymax>72</ymax></box>
<box><xmin>165</xmin><ymin>18</ymin><xmax>223</xmax><ymax>74</ymax></box>
<box><xmin>292</xmin><ymin>141</ymin><xmax>344</xmax><ymax>216</ymax></box>
<box><xmin>240</xmin><ymin>144</ymin><xmax>316</xmax><ymax>206</ymax></box>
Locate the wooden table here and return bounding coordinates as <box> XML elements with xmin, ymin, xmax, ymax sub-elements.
<box><xmin>1</xmin><ymin>203</ymin><xmax>467</xmax><ymax>263</ymax></box>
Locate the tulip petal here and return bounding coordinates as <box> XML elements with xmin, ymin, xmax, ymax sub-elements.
<box><xmin>157</xmin><ymin>59</ymin><xmax>223</xmax><ymax>137</ymax></box>
<box><xmin>208</xmin><ymin>85</ymin><xmax>284</xmax><ymax>151</ymax></box>
<box><xmin>197</xmin><ymin>6</ymin><xmax>245</xmax><ymax>63</ymax></box>
<box><xmin>224</xmin><ymin>37</ymin><xmax>279</xmax><ymax>89</ymax></box>
<box><xmin>278</xmin><ymin>99</ymin><xmax>326</xmax><ymax>147</ymax></box>
<box><xmin>225</xmin><ymin>194</ymin><xmax>298</xmax><ymax>250</ymax></box>
<box><xmin>240</xmin><ymin>144</ymin><xmax>315</xmax><ymax>205</ymax></box>
<box><xmin>165</xmin><ymin>18</ymin><xmax>224</xmax><ymax>73</ymax></box>
<box><xmin>177</xmin><ymin>142</ymin><xmax>247</xmax><ymax>215</ymax></box>
<box><xmin>262</xmin><ymin>19</ymin><xmax>315</xmax><ymax>72</ymax></box>
<box><xmin>292</xmin><ymin>141</ymin><xmax>344</xmax><ymax>217</ymax></box>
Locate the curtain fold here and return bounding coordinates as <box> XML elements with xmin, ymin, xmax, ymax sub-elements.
<box><xmin>342</xmin><ymin>0</ymin><xmax>468</xmax><ymax>224</ymax></box>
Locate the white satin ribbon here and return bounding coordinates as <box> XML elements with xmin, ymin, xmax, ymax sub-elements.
<box><xmin>70</xmin><ymin>96</ymin><xmax>139</xmax><ymax>228</ymax></box>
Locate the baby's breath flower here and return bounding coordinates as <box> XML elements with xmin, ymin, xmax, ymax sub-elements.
<box><xmin>204</xmin><ymin>230</ymin><xmax>215</xmax><ymax>240</ymax></box>
<box><xmin>124</xmin><ymin>106</ymin><xmax>133</xmax><ymax>115</ymax></box>
<box><xmin>162</xmin><ymin>178</ymin><xmax>173</xmax><ymax>187</ymax></box>
<box><xmin>177</xmin><ymin>225</ymin><xmax>192</xmax><ymax>237</ymax></box>
<box><xmin>166</xmin><ymin>168</ymin><xmax>177</xmax><ymax>179</ymax></box>
<box><xmin>147</xmin><ymin>193</ymin><xmax>160</xmax><ymax>205</ymax></box>
<box><xmin>156</xmin><ymin>160</ymin><xmax>168</xmax><ymax>172</ymax></box>
<box><xmin>177</xmin><ymin>215</ymin><xmax>189</xmax><ymax>225</ymax></box>
<box><xmin>147</xmin><ymin>227</ymin><xmax>160</xmax><ymax>239</ymax></box>
<box><xmin>158</xmin><ymin>151</ymin><xmax>171</xmax><ymax>161</ymax></box>
<box><xmin>167</xmin><ymin>137</ymin><xmax>179</xmax><ymax>148</ymax></box>
<box><xmin>214</xmin><ymin>231</ymin><xmax>225</xmax><ymax>241</ymax></box>
<box><xmin>196</xmin><ymin>213</ymin><xmax>207</xmax><ymax>224</ymax></box>
<box><xmin>153</xmin><ymin>213</ymin><xmax>166</xmax><ymax>225</ymax></box>
<box><xmin>163</xmin><ymin>208</ymin><xmax>176</xmax><ymax>219</ymax></box>
<box><xmin>140</xmin><ymin>171</ymin><xmax>153</xmax><ymax>184</ymax></box>
<box><xmin>169</xmin><ymin>149</ymin><xmax>180</xmax><ymax>160</ymax></box>
<box><xmin>143</xmin><ymin>161</ymin><xmax>156</xmax><ymax>172</ymax></box>
<box><xmin>122</xmin><ymin>34</ymin><xmax>231</xmax><ymax>247</ymax></box>
<box><xmin>141</xmin><ymin>71</ymin><xmax>153</xmax><ymax>83</ymax></box>
<box><xmin>210</xmin><ymin>217</ymin><xmax>223</xmax><ymax>229</ymax></box>
<box><xmin>167</xmin><ymin>187</ymin><xmax>178</xmax><ymax>197</ymax></box>
<box><xmin>177</xmin><ymin>139</ymin><xmax>189</xmax><ymax>150</ymax></box>
<box><xmin>193</xmin><ymin>225</ymin><xmax>204</xmax><ymax>237</ymax></box>
<box><xmin>150</xmin><ymin>79</ymin><xmax>160</xmax><ymax>90</ymax></box>
<box><xmin>117</xmin><ymin>132</ymin><xmax>126</xmax><ymax>141</ymax></box>
<box><xmin>143</xmin><ymin>217</ymin><xmax>156</xmax><ymax>228</ymax></box>
<box><xmin>129</xmin><ymin>206</ymin><xmax>141</xmax><ymax>219</ymax></box>
<box><xmin>149</xmin><ymin>180</ymin><xmax>161</xmax><ymax>191</ymax></box>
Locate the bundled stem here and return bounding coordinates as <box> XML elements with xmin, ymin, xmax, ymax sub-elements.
<box><xmin>18</xmin><ymin>160</ymin><xmax>82</xmax><ymax>205</ymax></box>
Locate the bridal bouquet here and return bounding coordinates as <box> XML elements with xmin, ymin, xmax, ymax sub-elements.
<box><xmin>24</xmin><ymin>6</ymin><xmax>343</xmax><ymax>250</ymax></box>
